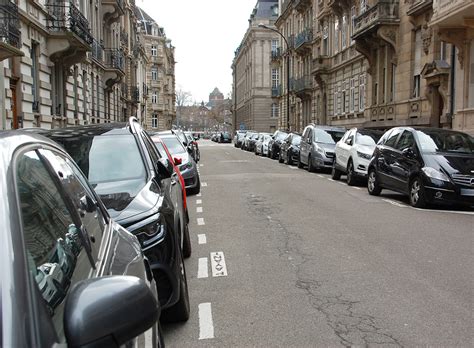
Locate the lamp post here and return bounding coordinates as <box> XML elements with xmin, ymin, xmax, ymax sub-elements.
<box><xmin>259</xmin><ymin>23</ymin><xmax>290</xmax><ymax>132</ymax></box>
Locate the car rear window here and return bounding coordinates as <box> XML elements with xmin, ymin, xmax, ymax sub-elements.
<box><xmin>416</xmin><ymin>130</ymin><xmax>474</xmax><ymax>154</ymax></box>
<box><xmin>162</xmin><ymin>136</ymin><xmax>187</xmax><ymax>154</ymax></box>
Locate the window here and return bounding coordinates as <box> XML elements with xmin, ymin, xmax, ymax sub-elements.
<box><xmin>334</xmin><ymin>19</ymin><xmax>339</xmax><ymax>54</ymax></box>
<box><xmin>342</xmin><ymin>89</ymin><xmax>347</xmax><ymax>114</ymax></box>
<box><xmin>152</xmin><ymin>68</ymin><xmax>158</xmax><ymax>81</ymax></box>
<box><xmin>351</xmin><ymin>7</ymin><xmax>356</xmax><ymax>44</ymax></box>
<box><xmin>395</xmin><ymin>131</ymin><xmax>415</xmax><ymax>151</ymax></box>
<box><xmin>359</xmin><ymin>74</ymin><xmax>365</xmax><ymax>111</ymax></box>
<box><xmin>384</xmin><ymin>128</ymin><xmax>403</xmax><ymax>148</ymax></box>
<box><xmin>151</xmin><ymin>45</ymin><xmax>157</xmax><ymax>56</ymax></box>
<box><xmin>271</xmin><ymin>103</ymin><xmax>279</xmax><ymax>118</ymax></box>
<box><xmin>152</xmin><ymin>92</ymin><xmax>158</xmax><ymax>104</ymax></box>
<box><xmin>342</xmin><ymin>16</ymin><xmax>347</xmax><ymax>49</ymax></box>
<box><xmin>271</xmin><ymin>68</ymin><xmax>279</xmax><ymax>88</ymax></box>
<box><xmin>350</xmin><ymin>78</ymin><xmax>355</xmax><ymax>113</ymax></box>
<box><xmin>322</xmin><ymin>25</ymin><xmax>329</xmax><ymax>56</ymax></box>
<box><xmin>31</xmin><ymin>41</ymin><xmax>40</xmax><ymax>112</ymax></box>
<box><xmin>333</xmin><ymin>85</ymin><xmax>338</xmax><ymax>116</ymax></box>
<box><xmin>152</xmin><ymin>113</ymin><xmax>158</xmax><ymax>128</ymax></box>
<box><xmin>413</xmin><ymin>29</ymin><xmax>422</xmax><ymax>98</ymax></box>
<box><xmin>16</xmin><ymin>150</ymin><xmax>91</xmax><ymax>341</ymax></box>
<box><xmin>271</xmin><ymin>39</ymin><xmax>278</xmax><ymax>53</ymax></box>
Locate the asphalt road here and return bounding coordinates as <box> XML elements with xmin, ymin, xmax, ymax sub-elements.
<box><xmin>163</xmin><ymin>140</ymin><xmax>473</xmax><ymax>347</ymax></box>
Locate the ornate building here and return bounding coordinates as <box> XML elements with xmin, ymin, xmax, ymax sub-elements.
<box><xmin>0</xmin><ymin>0</ymin><xmax>174</xmax><ymax>130</ymax></box>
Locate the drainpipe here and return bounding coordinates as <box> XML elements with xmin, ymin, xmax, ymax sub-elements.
<box><xmin>449</xmin><ymin>44</ymin><xmax>456</xmax><ymax>128</ymax></box>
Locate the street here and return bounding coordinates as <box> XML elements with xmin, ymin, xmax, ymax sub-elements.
<box><xmin>163</xmin><ymin>140</ymin><xmax>473</xmax><ymax>347</ymax></box>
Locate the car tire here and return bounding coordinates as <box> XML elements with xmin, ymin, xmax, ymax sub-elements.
<box><xmin>287</xmin><ymin>153</ymin><xmax>293</xmax><ymax>165</ymax></box>
<box><xmin>188</xmin><ymin>176</ymin><xmax>201</xmax><ymax>195</ymax></box>
<box><xmin>297</xmin><ymin>155</ymin><xmax>304</xmax><ymax>168</ymax></box>
<box><xmin>161</xmin><ymin>251</ymin><xmax>190</xmax><ymax>323</ymax></box>
<box><xmin>346</xmin><ymin>160</ymin><xmax>357</xmax><ymax>186</ymax></box>
<box><xmin>409</xmin><ymin>176</ymin><xmax>427</xmax><ymax>208</ymax></box>
<box><xmin>367</xmin><ymin>169</ymin><xmax>382</xmax><ymax>196</ymax></box>
<box><xmin>307</xmin><ymin>155</ymin><xmax>315</xmax><ymax>172</ymax></box>
<box><xmin>331</xmin><ymin>160</ymin><xmax>342</xmax><ymax>180</ymax></box>
<box><xmin>182</xmin><ymin>222</ymin><xmax>192</xmax><ymax>258</ymax></box>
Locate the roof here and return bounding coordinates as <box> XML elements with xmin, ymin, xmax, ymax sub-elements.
<box><xmin>250</xmin><ymin>0</ymin><xmax>278</xmax><ymax>20</ymax></box>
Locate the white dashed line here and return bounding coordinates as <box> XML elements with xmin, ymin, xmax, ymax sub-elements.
<box><xmin>382</xmin><ymin>199</ymin><xmax>408</xmax><ymax>208</ymax></box>
<box><xmin>197</xmin><ymin>258</ymin><xmax>209</xmax><ymax>278</ymax></box>
<box><xmin>198</xmin><ymin>234</ymin><xmax>207</xmax><ymax>244</ymax></box>
<box><xmin>200</xmin><ymin>164</ymin><xmax>204</xmax><ymax>167</ymax></box>
<box><xmin>197</xmin><ymin>206</ymin><xmax>203</xmax><ymax>213</ymax></box>
<box><xmin>225</xmin><ymin>152</ymin><xmax>230</xmax><ymax>155</ymax></box>
<box><xmin>198</xmin><ymin>303</ymin><xmax>214</xmax><ymax>340</ymax></box>
<box><xmin>317</xmin><ymin>174</ymin><xmax>325</xmax><ymax>178</ymax></box>
<box><xmin>328</xmin><ymin>178</ymin><xmax>335</xmax><ymax>182</ymax></box>
<box><xmin>197</xmin><ymin>192</ymin><xmax>202</xmax><ymax>197</ymax></box>
<box><xmin>197</xmin><ymin>218</ymin><xmax>205</xmax><ymax>225</ymax></box>
<box><xmin>210</xmin><ymin>252</ymin><xmax>228</xmax><ymax>277</ymax></box>
<box><xmin>337</xmin><ymin>182</ymin><xmax>346</xmax><ymax>186</ymax></box>
<box><xmin>353</xmin><ymin>187</ymin><xmax>362</xmax><ymax>190</ymax></box>
<box><xmin>289</xmin><ymin>166</ymin><xmax>297</xmax><ymax>169</ymax></box>
<box><xmin>202</xmin><ymin>182</ymin><xmax>208</xmax><ymax>187</ymax></box>
<box><xmin>196</xmin><ymin>199</ymin><xmax>202</xmax><ymax>204</ymax></box>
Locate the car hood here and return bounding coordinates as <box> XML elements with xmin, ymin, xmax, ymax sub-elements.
<box><xmin>172</xmin><ymin>151</ymin><xmax>190</xmax><ymax>164</ymax></box>
<box><xmin>424</xmin><ymin>152</ymin><xmax>474</xmax><ymax>176</ymax></box>
<box><xmin>94</xmin><ymin>179</ymin><xmax>161</xmax><ymax>223</ymax></box>
<box><xmin>316</xmin><ymin>142</ymin><xmax>336</xmax><ymax>152</ymax></box>
<box><xmin>354</xmin><ymin>144</ymin><xmax>376</xmax><ymax>155</ymax></box>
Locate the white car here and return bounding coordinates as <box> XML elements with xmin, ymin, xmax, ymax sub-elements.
<box><xmin>255</xmin><ymin>134</ymin><xmax>272</xmax><ymax>156</ymax></box>
<box><xmin>332</xmin><ymin>128</ymin><xmax>383</xmax><ymax>185</ymax></box>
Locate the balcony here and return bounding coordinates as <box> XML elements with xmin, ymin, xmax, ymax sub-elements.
<box><xmin>152</xmin><ymin>103</ymin><xmax>164</xmax><ymax>111</ymax></box>
<box><xmin>0</xmin><ymin>1</ymin><xmax>23</xmax><ymax>61</ymax></box>
<box><xmin>271</xmin><ymin>47</ymin><xmax>282</xmax><ymax>61</ymax></box>
<box><xmin>406</xmin><ymin>0</ymin><xmax>433</xmax><ymax>17</ymax></box>
<box><xmin>131</xmin><ymin>86</ymin><xmax>140</xmax><ymax>103</ymax></box>
<box><xmin>102</xmin><ymin>0</ymin><xmax>124</xmax><ymax>25</ymax></box>
<box><xmin>293</xmin><ymin>76</ymin><xmax>313</xmax><ymax>99</ymax></box>
<box><xmin>272</xmin><ymin>85</ymin><xmax>282</xmax><ymax>97</ymax></box>
<box><xmin>46</xmin><ymin>1</ymin><xmax>93</xmax><ymax>67</ymax></box>
<box><xmin>294</xmin><ymin>29</ymin><xmax>312</xmax><ymax>54</ymax></box>
<box><xmin>103</xmin><ymin>49</ymin><xmax>125</xmax><ymax>87</ymax></box>
<box><xmin>312</xmin><ymin>56</ymin><xmax>330</xmax><ymax>75</ymax></box>
<box><xmin>328</xmin><ymin>0</ymin><xmax>353</xmax><ymax>17</ymax></box>
<box><xmin>352</xmin><ymin>1</ymin><xmax>400</xmax><ymax>40</ymax></box>
<box><xmin>431</xmin><ymin>0</ymin><xmax>474</xmax><ymax>27</ymax></box>
<box><xmin>91</xmin><ymin>38</ymin><xmax>103</xmax><ymax>63</ymax></box>
<box><xmin>294</xmin><ymin>0</ymin><xmax>311</xmax><ymax>12</ymax></box>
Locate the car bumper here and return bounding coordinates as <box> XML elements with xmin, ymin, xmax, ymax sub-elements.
<box><xmin>424</xmin><ymin>183</ymin><xmax>474</xmax><ymax>207</ymax></box>
<box><xmin>180</xmin><ymin>165</ymin><xmax>199</xmax><ymax>189</ymax></box>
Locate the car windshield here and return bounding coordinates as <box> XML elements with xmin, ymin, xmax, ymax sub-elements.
<box><xmin>416</xmin><ymin>130</ymin><xmax>474</xmax><ymax>154</ymax></box>
<box><xmin>356</xmin><ymin>130</ymin><xmax>382</xmax><ymax>146</ymax></box>
<box><xmin>275</xmin><ymin>132</ymin><xmax>287</xmax><ymax>141</ymax></box>
<box><xmin>264</xmin><ymin>135</ymin><xmax>272</xmax><ymax>142</ymax></box>
<box><xmin>314</xmin><ymin>129</ymin><xmax>345</xmax><ymax>144</ymax></box>
<box><xmin>59</xmin><ymin>134</ymin><xmax>146</xmax><ymax>185</ymax></box>
<box><xmin>162</xmin><ymin>136</ymin><xmax>187</xmax><ymax>154</ymax></box>
<box><xmin>292</xmin><ymin>135</ymin><xmax>301</xmax><ymax>145</ymax></box>
<box><xmin>223</xmin><ymin>133</ymin><xmax>231</xmax><ymax>139</ymax></box>
<box><xmin>153</xmin><ymin>141</ymin><xmax>166</xmax><ymax>156</ymax></box>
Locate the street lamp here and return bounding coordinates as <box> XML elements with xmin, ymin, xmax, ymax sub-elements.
<box><xmin>259</xmin><ymin>23</ymin><xmax>290</xmax><ymax>132</ymax></box>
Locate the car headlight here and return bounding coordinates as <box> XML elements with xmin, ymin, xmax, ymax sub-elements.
<box><xmin>422</xmin><ymin>167</ymin><xmax>450</xmax><ymax>182</ymax></box>
<box><xmin>128</xmin><ymin>213</ymin><xmax>166</xmax><ymax>250</ymax></box>
<box><xmin>179</xmin><ymin>161</ymin><xmax>193</xmax><ymax>171</ymax></box>
<box><xmin>315</xmin><ymin>145</ymin><xmax>325</xmax><ymax>154</ymax></box>
<box><xmin>356</xmin><ymin>151</ymin><xmax>372</xmax><ymax>160</ymax></box>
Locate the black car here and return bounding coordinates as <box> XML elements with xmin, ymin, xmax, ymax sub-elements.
<box><xmin>1</xmin><ymin>131</ymin><xmax>164</xmax><ymax>347</ymax></box>
<box><xmin>268</xmin><ymin>130</ymin><xmax>288</xmax><ymax>159</ymax></box>
<box><xmin>218</xmin><ymin>132</ymin><xmax>232</xmax><ymax>143</ymax></box>
<box><xmin>279</xmin><ymin>133</ymin><xmax>302</xmax><ymax>165</ymax></box>
<box><xmin>367</xmin><ymin>127</ymin><xmax>474</xmax><ymax>208</ymax></box>
<box><xmin>35</xmin><ymin>118</ymin><xmax>190</xmax><ymax>322</ymax></box>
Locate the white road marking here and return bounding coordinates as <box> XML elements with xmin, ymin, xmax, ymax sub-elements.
<box><xmin>202</xmin><ymin>182</ymin><xmax>208</xmax><ymax>187</ymax></box>
<box><xmin>197</xmin><ymin>192</ymin><xmax>202</xmax><ymax>197</ymax></box>
<box><xmin>144</xmin><ymin>327</ymin><xmax>153</xmax><ymax>347</ymax></box>
<box><xmin>198</xmin><ymin>303</ymin><xmax>214</xmax><ymax>340</ymax></box>
<box><xmin>197</xmin><ymin>218</ymin><xmax>205</xmax><ymax>225</ymax></box>
<box><xmin>353</xmin><ymin>187</ymin><xmax>362</xmax><ymax>190</ymax></box>
<box><xmin>267</xmin><ymin>216</ymin><xmax>272</xmax><ymax>220</ymax></box>
<box><xmin>198</xmin><ymin>234</ymin><xmax>207</xmax><ymax>244</ymax></box>
<box><xmin>220</xmin><ymin>160</ymin><xmax>249</xmax><ymax>163</ymax></box>
<box><xmin>197</xmin><ymin>258</ymin><xmax>209</xmax><ymax>278</ymax></box>
<box><xmin>317</xmin><ymin>174</ymin><xmax>325</xmax><ymax>178</ymax></box>
<box><xmin>225</xmin><ymin>152</ymin><xmax>230</xmax><ymax>155</ymax></box>
<box><xmin>200</xmin><ymin>164</ymin><xmax>204</xmax><ymax>167</ymax></box>
<box><xmin>412</xmin><ymin>207</ymin><xmax>474</xmax><ymax>215</ymax></box>
<box><xmin>382</xmin><ymin>199</ymin><xmax>408</xmax><ymax>208</ymax></box>
<box><xmin>210</xmin><ymin>251</ymin><xmax>228</xmax><ymax>277</ymax></box>
<box><xmin>328</xmin><ymin>178</ymin><xmax>335</xmax><ymax>182</ymax></box>
<box><xmin>337</xmin><ymin>182</ymin><xmax>346</xmax><ymax>186</ymax></box>
<box><xmin>197</xmin><ymin>206</ymin><xmax>203</xmax><ymax>213</ymax></box>
<box><xmin>289</xmin><ymin>166</ymin><xmax>297</xmax><ymax>169</ymax></box>
<box><xmin>196</xmin><ymin>199</ymin><xmax>202</xmax><ymax>204</ymax></box>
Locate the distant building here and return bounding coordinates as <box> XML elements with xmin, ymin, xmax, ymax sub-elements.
<box><xmin>206</xmin><ymin>87</ymin><xmax>224</xmax><ymax>109</ymax></box>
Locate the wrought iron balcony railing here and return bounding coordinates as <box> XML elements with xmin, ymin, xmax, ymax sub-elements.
<box><xmin>293</xmin><ymin>76</ymin><xmax>312</xmax><ymax>92</ymax></box>
<box><xmin>104</xmin><ymin>49</ymin><xmax>124</xmax><ymax>72</ymax></box>
<box><xmin>131</xmin><ymin>86</ymin><xmax>140</xmax><ymax>103</ymax></box>
<box><xmin>91</xmin><ymin>38</ymin><xmax>104</xmax><ymax>61</ymax></box>
<box><xmin>272</xmin><ymin>85</ymin><xmax>282</xmax><ymax>97</ymax></box>
<box><xmin>46</xmin><ymin>0</ymin><xmax>93</xmax><ymax>45</ymax></box>
<box><xmin>271</xmin><ymin>47</ymin><xmax>282</xmax><ymax>60</ymax></box>
<box><xmin>353</xmin><ymin>0</ymin><xmax>399</xmax><ymax>39</ymax></box>
<box><xmin>294</xmin><ymin>29</ymin><xmax>313</xmax><ymax>49</ymax></box>
<box><xmin>0</xmin><ymin>1</ymin><xmax>21</xmax><ymax>49</ymax></box>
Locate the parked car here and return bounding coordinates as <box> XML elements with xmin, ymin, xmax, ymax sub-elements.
<box><xmin>247</xmin><ymin>132</ymin><xmax>260</xmax><ymax>152</ymax></box>
<box><xmin>150</xmin><ymin>134</ymin><xmax>192</xmax><ymax>258</ymax></box>
<box><xmin>184</xmin><ymin>131</ymin><xmax>200</xmax><ymax>162</ymax></box>
<box><xmin>279</xmin><ymin>133</ymin><xmax>302</xmax><ymax>165</ymax></box>
<box><xmin>157</xmin><ymin>132</ymin><xmax>201</xmax><ymax>195</ymax></box>
<box><xmin>332</xmin><ymin>128</ymin><xmax>383</xmax><ymax>185</ymax></box>
<box><xmin>218</xmin><ymin>132</ymin><xmax>232</xmax><ymax>143</ymax></box>
<box><xmin>35</xmin><ymin>119</ymin><xmax>190</xmax><ymax>322</ymax></box>
<box><xmin>268</xmin><ymin>130</ymin><xmax>288</xmax><ymax>159</ymax></box>
<box><xmin>234</xmin><ymin>130</ymin><xmax>247</xmax><ymax>147</ymax></box>
<box><xmin>367</xmin><ymin>127</ymin><xmax>474</xmax><ymax>208</ymax></box>
<box><xmin>241</xmin><ymin>131</ymin><xmax>256</xmax><ymax>151</ymax></box>
<box><xmin>255</xmin><ymin>133</ymin><xmax>273</xmax><ymax>156</ymax></box>
<box><xmin>299</xmin><ymin>124</ymin><xmax>346</xmax><ymax>171</ymax></box>
<box><xmin>1</xmin><ymin>131</ymin><xmax>164</xmax><ymax>347</ymax></box>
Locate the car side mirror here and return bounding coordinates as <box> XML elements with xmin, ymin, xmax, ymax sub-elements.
<box><xmin>402</xmin><ymin>147</ymin><xmax>416</xmax><ymax>159</ymax></box>
<box><xmin>157</xmin><ymin>159</ymin><xmax>172</xmax><ymax>179</ymax></box>
<box><xmin>183</xmin><ymin>141</ymin><xmax>188</xmax><ymax>147</ymax></box>
<box><xmin>173</xmin><ymin>157</ymin><xmax>182</xmax><ymax>166</ymax></box>
<box><xmin>64</xmin><ymin>276</ymin><xmax>159</xmax><ymax>347</ymax></box>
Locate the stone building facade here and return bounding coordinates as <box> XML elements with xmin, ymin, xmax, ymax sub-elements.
<box><xmin>246</xmin><ymin>0</ymin><xmax>473</xmax><ymax>135</ymax></box>
<box><xmin>232</xmin><ymin>0</ymin><xmax>279</xmax><ymax>133</ymax></box>
<box><xmin>0</xmin><ymin>0</ymin><xmax>174</xmax><ymax>131</ymax></box>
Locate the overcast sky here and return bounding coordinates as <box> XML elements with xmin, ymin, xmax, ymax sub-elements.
<box><xmin>139</xmin><ymin>0</ymin><xmax>258</xmax><ymax>104</ymax></box>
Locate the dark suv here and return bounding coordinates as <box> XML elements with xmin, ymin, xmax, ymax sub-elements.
<box><xmin>1</xmin><ymin>131</ymin><xmax>164</xmax><ymax>346</ymax></box>
<box><xmin>268</xmin><ymin>130</ymin><xmax>288</xmax><ymax>159</ymax></box>
<box><xmin>367</xmin><ymin>127</ymin><xmax>474</xmax><ymax>208</ymax></box>
<box><xmin>36</xmin><ymin>118</ymin><xmax>190</xmax><ymax>322</ymax></box>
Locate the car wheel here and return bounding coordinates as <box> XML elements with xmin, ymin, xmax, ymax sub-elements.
<box><xmin>297</xmin><ymin>155</ymin><xmax>304</xmax><ymax>168</ymax></box>
<box><xmin>161</xmin><ymin>250</ymin><xmax>190</xmax><ymax>323</ymax></box>
<box><xmin>188</xmin><ymin>176</ymin><xmax>201</xmax><ymax>195</ymax></box>
<box><xmin>331</xmin><ymin>160</ymin><xmax>342</xmax><ymax>180</ymax></box>
<box><xmin>307</xmin><ymin>155</ymin><xmax>315</xmax><ymax>172</ymax></box>
<box><xmin>346</xmin><ymin>160</ymin><xmax>357</xmax><ymax>186</ymax></box>
<box><xmin>182</xmin><ymin>222</ymin><xmax>192</xmax><ymax>258</ymax></box>
<box><xmin>367</xmin><ymin>169</ymin><xmax>382</xmax><ymax>196</ymax></box>
<box><xmin>409</xmin><ymin>176</ymin><xmax>427</xmax><ymax>208</ymax></box>
<box><xmin>287</xmin><ymin>153</ymin><xmax>293</xmax><ymax>165</ymax></box>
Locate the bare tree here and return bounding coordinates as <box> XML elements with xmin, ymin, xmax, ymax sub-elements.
<box><xmin>175</xmin><ymin>87</ymin><xmax>192</xmax><ymax>127</ymax></box>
